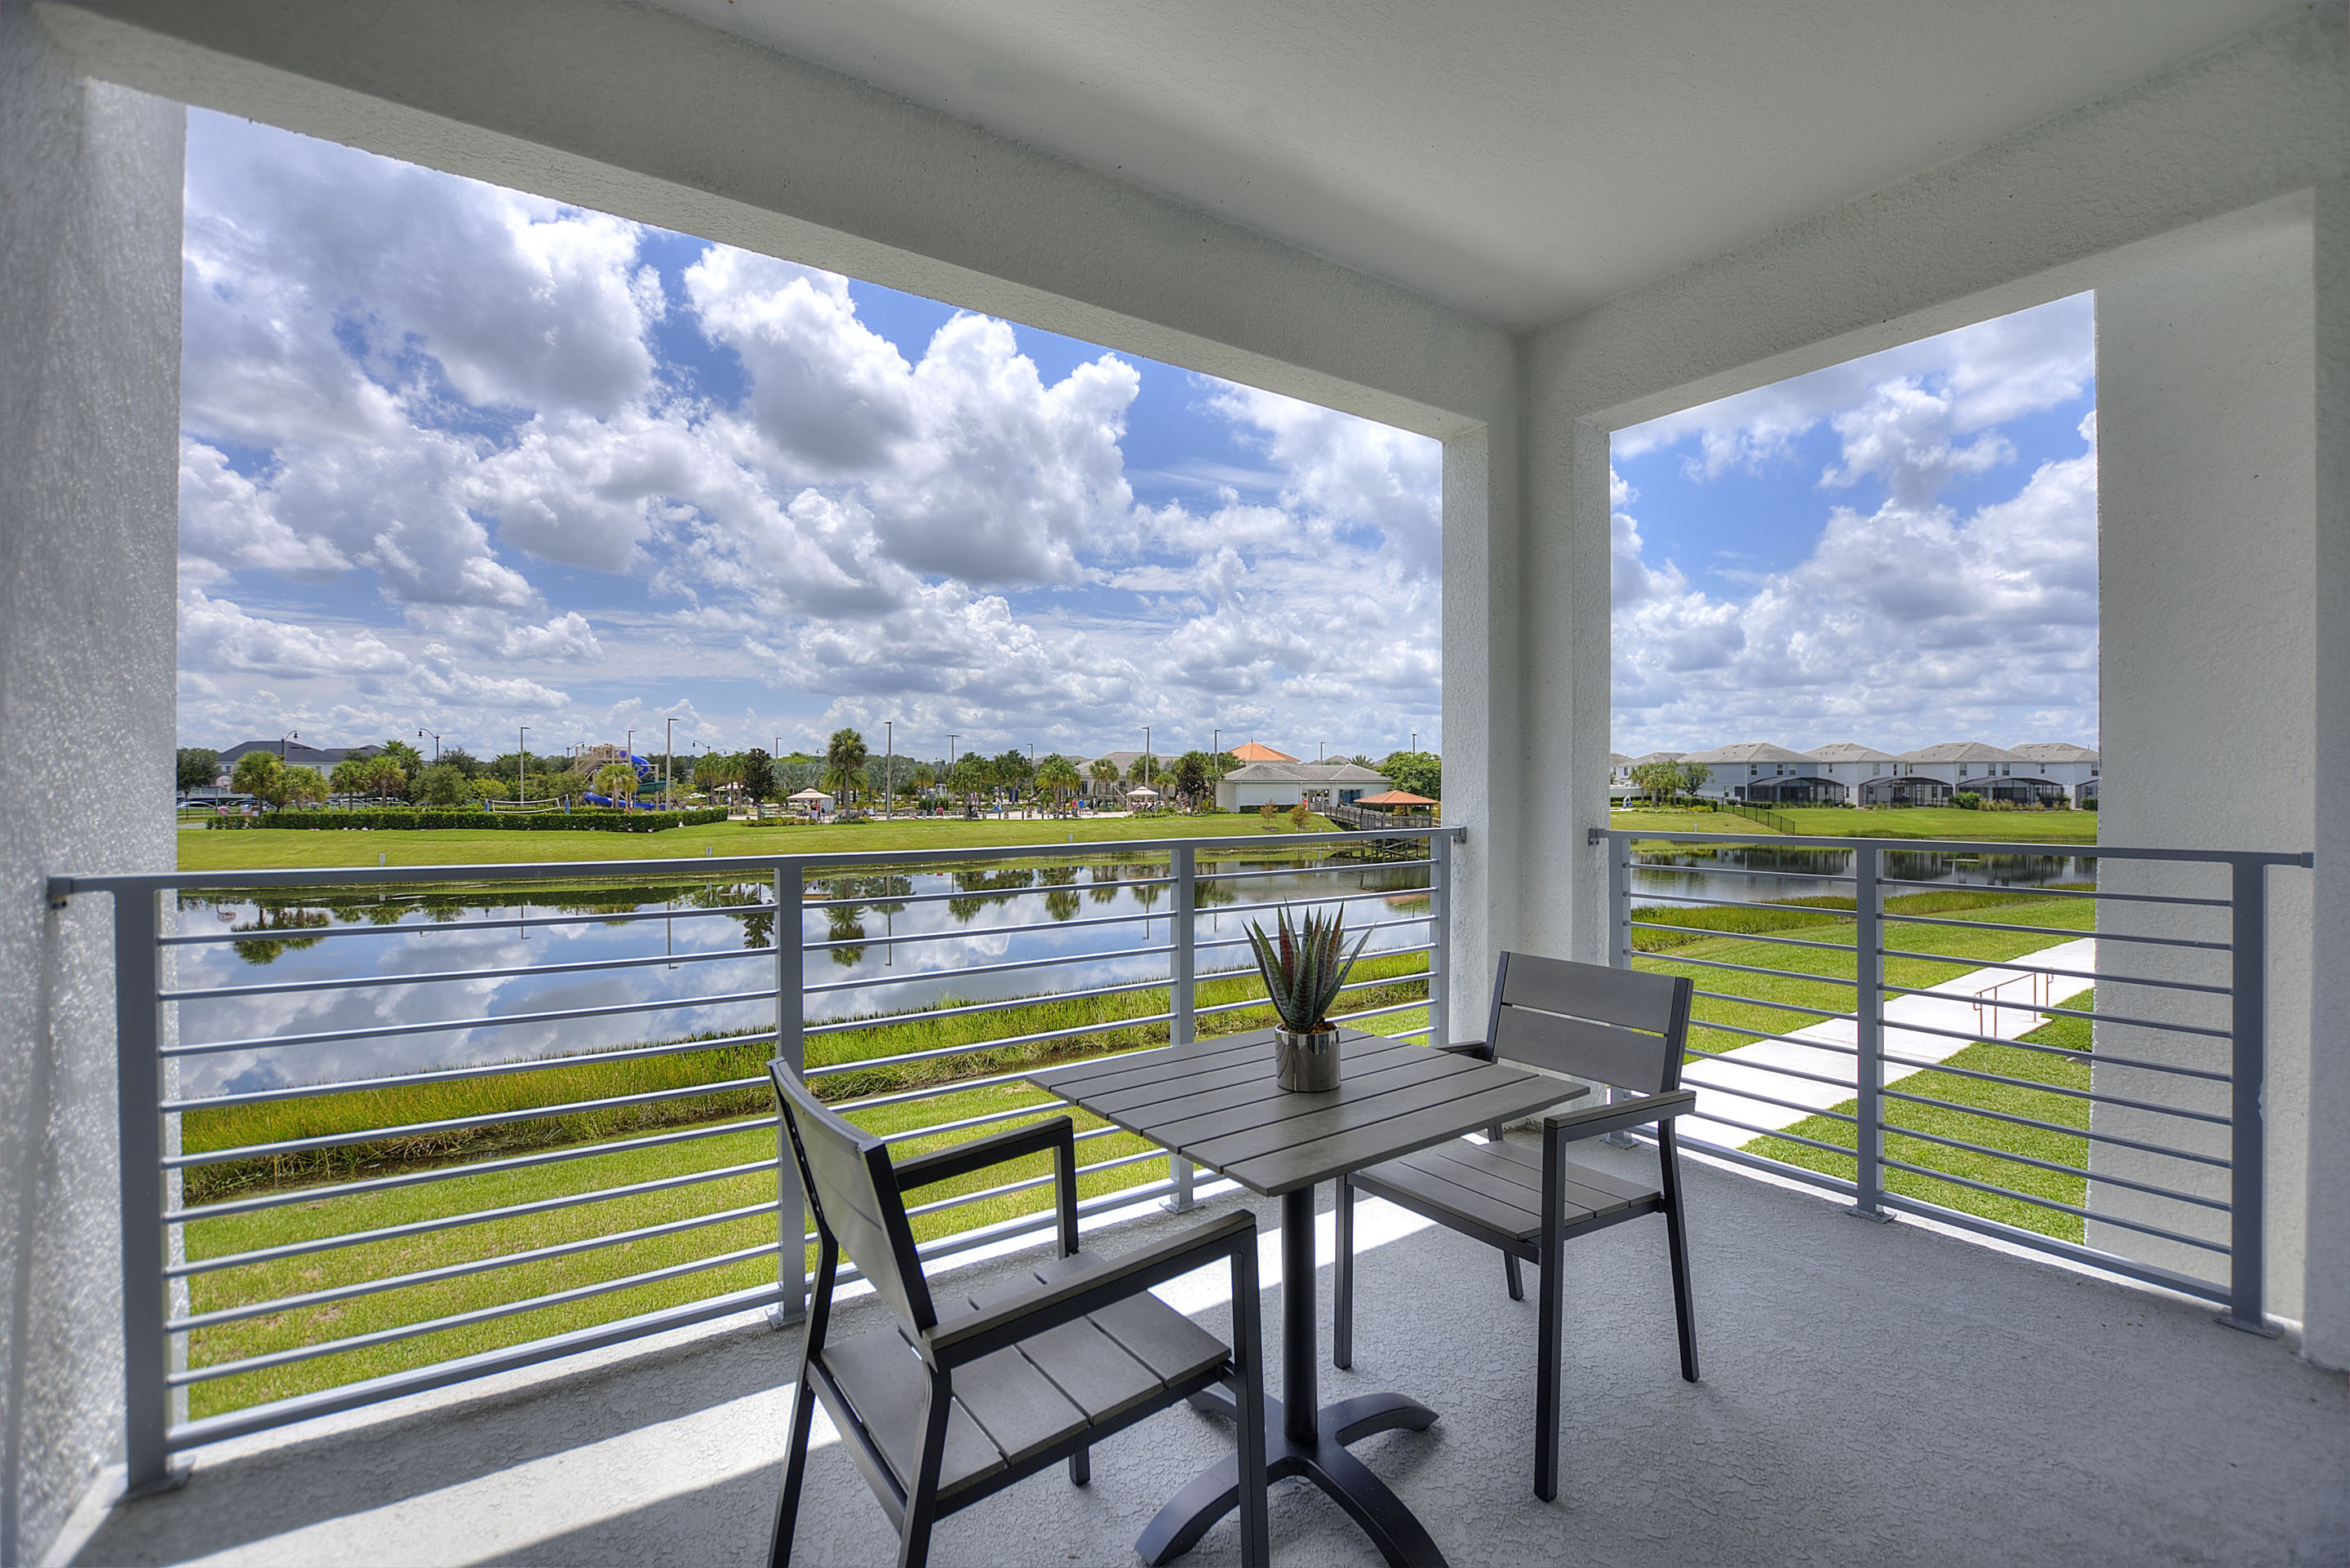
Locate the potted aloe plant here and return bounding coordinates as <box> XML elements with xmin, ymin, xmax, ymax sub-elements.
<box><xmin>1246</xmin><ymin>905</ymin><xmax>1370</xmax><ymax>1092</ymax></box>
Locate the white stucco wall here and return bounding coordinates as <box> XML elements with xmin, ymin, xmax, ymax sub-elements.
<box><xmin>2087</xmin><ymin>205</ymin><xmax>2317</xmax><ymax>1321</ymax></box>
<box><xmin>0</xmin><ymin>11</ymin><xmax>182</xmax><ymax>1561</ymax></box>
<box><xmin>1528</xmin><ymin>14</ymin><xmax>2344</xmax><ymax>1354</ymax></box>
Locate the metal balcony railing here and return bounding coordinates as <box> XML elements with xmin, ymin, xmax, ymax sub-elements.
<box><xmin>49</xmin><ymin>826</ymin><xmax>1455</xmax><ymax>1492</ymax></box>
<box><xmin>1593</xmin><ymin>825</ymin><xmax>2308</xmax><ymax>1333</ymax></box>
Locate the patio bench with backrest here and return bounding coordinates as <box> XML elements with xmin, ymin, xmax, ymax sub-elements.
<box><xmin>768</xmin><ymin>1062</ymin><xmax>1271</xmax><ymax>1568</ymax></box>
<box><xmin>1332</xmin><ymin>952</ymin><xmax>1700</xmax><ymax>1500</ymax></box>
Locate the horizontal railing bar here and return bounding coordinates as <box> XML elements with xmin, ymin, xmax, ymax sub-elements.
<box><xmin>1675</xmin><ymin>1077</ymin><xmax>1860</xmax><ymax>1123</ymax></box>
<box><xmin>1653</xmin><ymin>952</ymin><xmax>1858</xmax><ymax>987</ymax></box>
<box><xmin>1684</xmin><ymin>1018</ymin><xmax>1858</xmax><ymax>1054</ymax></box>
<box><xmin>1866</xmin><ymin>1191</ymin><xmax>2230</xmax><ymax>1303</ymax></box>
<box><xmin>872</xmin><ymin>1097</ymin><xmax>1071</xmax><ymax>1147</ymax></box>
<box><xmin>797</xmin><ymin>876</ymin><xmax>1174</xmax><ymax>912</ymax></box>
<box><xmin>1872</xmin><ymin>878</ymin><xmax>2224</xmax><ymax>909</ymax></box>
<box><xmin>159</xmin><ymin>941</ymin><xmax>770</xmax><ymax>1003</ymax></box>
<box><xmin>166</xmin><ymin>1074</ymin><xmax>774</xmax><ymax>1169</ymax></box>
<box><xmin>1326</xmin><ymin>999</ymin><xmax>1429</xmax><ymax>1026</ymax></box>
<box><xmin>1873</xmin><ymin>985</ymin><xmax>2232</xmax><ymax>1039</ymax></box>
<box><xmin>1687</xmin><ymin>988</ymin><xmax>1854</xmax><ymax>1022</ymax></box>
<box><xmin>1679</xmin><ymin>1046</ymin><xmax>1858</xmax><ymax>1093</ymax></box>
<box><xmin>58</xmin><ymin>827</ymin><xmax>1459</xmax><ymax>899</ymax></box>
<box><xmin>900</xmin><ymin>1142</ymin><xmax>1157</xmax><ymax>1221</ymax></box>
<box><xmin>169</xmin><ymin>1155</ymin><xmax>778</xmax><ymax>1278</ymax></box>
<box><xmin>1878</xmin><ymin>1085</ymin><xmax>2229</xmax><ymax>1167</ymax></box>
<box><xmin>1203</xmin><ymin>887</ymin><xmax>1448</xmax><ymax>919</ymax></box>
<box><xmin>802</xmin><ymin>1011</ymin><xmax>1178</xmax><ymax>1080</ymax></box>
<box><xmin>1197</xmin><ymin>861</ymin><xmax>1432</xmax><ymax>885</ymax></box>
<box><xmin>1874</xmin><ymin>1049</ymin><xmax>2231</xmax><ymax>1123</ymax></box>
<box><xmin>1873</xmin><ymin>1123</ymin><xmax>2228</xmax><ymax>1212</ymax></box>
<box><xmin>162</xmin><ymin>899</ymin><xmax>766</xmax><ymax>948</ymax></box>
<box><xmin>827</xmin><ymin>1063</ymin><xmax>1080</xmax><ymax>1114</ymax></box>
<box><xmin>803</xmin><ymin>945</ymin><xmax>1173</xmax><ymax>996</ymax></box>
<box><xmin>171</xmin><ymin>1116</ymin><xmax>769</xmax><ymax>1222</ymax></box>
<box><xmin>1880</xmin><ymin>912</ymin><xmax>2214</xmax><ymax>949</ymax></box>
<box><xmin>800</xmin><ymin>905</ymin><xmax>1168</xmax><ymax>953</ymax></box>
<box><xmin>1630</xmin><ymin>891</ymin><xmax>1854</xmax><ymax>915</ymax></box>
<box><xmin>164</xmin><ymin>1029</ymin><xmax>778</xmax><ymax>1114</ymax></box>
<box><xmin>1875</xmin><ymin>947</ymin><xmax>2229</xmax><ymax>995</ymax></box>
<box><xmin>169</xmin><ymin>1238</ymin><xmax>783</xmax><ymax>1385</ymax></box>
<box><xmin>1678</xmin><ymin>1111</ymin><xmax>1856</xmax><ymax>1156</ymax></box>
<box><xmin>1873</xmin><ymin>1155</ymin><xmax>2229</xmax><ymax>1253</ymax></box>
<box><xmin>805</xmin><ymin>974</ymin><xmax>1174</xmax><ymax>1039</ymax></box>
<box><xmin>1638</xmin><ymin>927</ymin><xmax>1869</xmax><ymax>958</ymax></box>
<box><xmin>1191</xmin><ymin>912</ymin><xmax>1434</xmax><ymax>957</ymax></box>
<box><xmin>165</xmin><ymin>986</ymin><xmax>779</xmax><ymax>1060</ymax></box>
<box><xmin>1628</xmin><ymin>865</ymin><xmax>1856</xmax><ymax>885</ymax></box>
<box><xmin>1594</xmin><ymin>830</ymin><xmax>2303</xmax><ymax>867</ymax></box>
<box><xmin>170</xmin><ymin>1198</ymin><xmax>781</xmax><ymax>1331</ymax></box>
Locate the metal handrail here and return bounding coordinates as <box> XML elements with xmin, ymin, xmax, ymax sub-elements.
<box><xmin>1597</xmin><ymin>824</ymin><xmax>2308</xmax><ymax>1336</ymax></box>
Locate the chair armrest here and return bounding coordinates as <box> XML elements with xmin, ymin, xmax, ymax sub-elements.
<box><xmin>923</xmin><ymin>1209</ymin><xmax>1260</xmax><ymax>1369</ymax></box>
<box><xmin>1542</xmin><ymin>1087</ymin><xmax>1696</xmax><ymax>1142</ymax></box>
<box><xmin>893</xmin><ymin>1115</ymin><xmax>1074</xmax><ymax>1190</ymax></box>
<box><xmin>1434</xmin><ymin>1039</ymin><xmax>1493</xmax><ymax>1061</ymax></box>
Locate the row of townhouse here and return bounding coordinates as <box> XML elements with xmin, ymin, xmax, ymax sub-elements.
<box><xmin>1611</xmin><ymin>740</ymin><xmax>2100</xmax><ymax>808</ymax></box>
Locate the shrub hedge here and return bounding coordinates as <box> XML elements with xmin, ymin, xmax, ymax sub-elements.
<box><xmin>211</xmin><ymin>808</ymin><xmax>731</xmax><ymax>832</ymax></box>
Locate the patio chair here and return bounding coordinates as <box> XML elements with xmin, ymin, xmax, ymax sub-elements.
<box><xmin>768</xmin><ymin>1063</ymin><xmax>1270</xmax><ymax>1568</ymax></box>
<box><xmin>1331</xmin><ymin>952</ymin><xmax>1699</xmax><ymax>1501</ymax></box>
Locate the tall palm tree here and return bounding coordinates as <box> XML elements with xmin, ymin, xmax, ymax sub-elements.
<box><xmin>1036</xmin><ymin>754</ymin><xmax>1081</xmax><ymax>813</ymax></box>
<box><xmin>825</xmin><ymin>728</ymin><xmax>868</xmax><ymax>807</ymax></box>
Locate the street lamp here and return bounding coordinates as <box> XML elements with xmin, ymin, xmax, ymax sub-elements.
<box><xmin>418</xmin><ymin>729</ymin><xmax>440</xmax><ymax>764</ymax></box>
<box><xmin>664</xmin><ymin>716</ymin><xmax>676</xmax><ymax>808</ymax></box>
<box><xmin>517</xmin><ymin>724</ymin><xmax>529</xmax><ymax>802</ymax></box>
<box><xmin>884</xmin><ymin>719</ymin><xmax>894</xmax><ymax>821</ymax></box>
<box><xmin>279</xmin><ymin>730</ymin><xmax>298</xmax><ymax>760</ymax></box>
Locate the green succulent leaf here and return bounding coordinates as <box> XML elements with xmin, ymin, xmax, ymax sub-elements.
<box><xmin>1246</xmin><ymin>903</ymin><xmax>1372</xmax><ymax>1032</ymax></box>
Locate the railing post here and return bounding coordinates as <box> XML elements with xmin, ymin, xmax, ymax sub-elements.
<box><xmin>1163</xmin><ymin>846</ymin><xmax>1199</xmax><ymax>1212</ymax></box>
<box><xmin>114</xmin><ymin>888</ymin><xmax>172</xmax><ymax>1491</ymax></box>
<box><xmin>2218</xmin><ymin>857</ymin><xmax>2274</xmax><ymax>1335</ymax></box>
<box><xmin>1606</xmin><ymin>832</ymin><xmax>1629</xmax><ymax>970</ymax></box>
<box><xmin>768</xmin><ymin>864</ymin><xmax>808</xmax><ymax>1327</ymax></box>
<box><xmin>1428</xmin><ymin>831</ymin><xmax>1452</xmax><ymax>1044</ymax></box>
<box><xmin>1851</xmin><ymin>845</ymin><xmax>1887</xmax><ymax>1220</ymax></box>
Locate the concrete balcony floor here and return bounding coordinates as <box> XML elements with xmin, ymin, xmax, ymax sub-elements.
<box><xmin>64</xmin><ymin>1143</ymin><xmax>2348</xmax><ymax>1567</ymax></box>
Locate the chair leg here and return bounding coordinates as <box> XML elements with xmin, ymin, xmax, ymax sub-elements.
<box><xmin>1534</xmin><ymin>1125</ymin><xmax>1564</xmax><ymax>1502</ymax></box>
<box><xmin>1504</xmin><ymin>1252</ymin><xmax>1524</xmax><ymax>1303</ymax></box>
<box><xmin>770</xmin><ymin>1373</ymin><xmax>820</xmax><ymax>1568</ymax></box>
<box><xmin>1068</xmin><ymin>1446</ymin><xmax>1090</xmax><ymax>1486</ymax></box>
<box><xmin>1333</xmin><ymin>1172</ymin><xmax>1355</xmax><ymax>1370</ymax></box>
<box><xmin>1659</xmin><ymin>1122</ymin><xmax>1700</xmax><ymax>1382</ymax></box>
<box><xmin>896</xmin><ymin>1379</ymin><xmax>953</xmax><ymax>1568</ymax></box>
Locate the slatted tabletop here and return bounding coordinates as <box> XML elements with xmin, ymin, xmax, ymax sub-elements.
<box><xmin>1033</xmin><ymin>1027</ymin><xmax>1585</xmax><ymax>1197</ymax></box>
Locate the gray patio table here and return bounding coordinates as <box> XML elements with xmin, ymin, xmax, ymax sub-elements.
<box><xmin>1031</xmin><ymin>1025</ymin><xmax>1585</xmax><ymax>1568</ymax></box>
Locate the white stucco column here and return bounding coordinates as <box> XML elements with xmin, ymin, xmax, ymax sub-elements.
<box><xmin>0</xmin><ymin>9</ymin><xmax>182</xmax><ymax>1560</ymax></box>
<box><xmin>2303</xmin><ymin>180</ymin><xmax>2350</xmax><ymax>1372</ymax></box>
<box><xmin>1439</xmin><ymin>406</ymin><xmax>1526</xmax><ymax>1040</ymax></box>
<box><xmin>2091</xmin><ymin>199</ymin><xmax>2320</xmax><ymax>1340</ymax></box>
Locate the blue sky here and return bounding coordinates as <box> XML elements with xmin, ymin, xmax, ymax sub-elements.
<box><xmin>176</xmin><ymin>111</ymin><xmax>1439</xmax><ymax>763</ymax></box>
<box><xmin>1609</xmin><ymin>294</ymin><xmax>2098</xmax><ymax>755</ymax></box>
<box><xmin>177</xmin><ymin>112</ymin><xmax>2094</xmax><ymax>768</ymax></box>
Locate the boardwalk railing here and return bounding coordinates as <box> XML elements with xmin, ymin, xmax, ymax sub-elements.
<box><xmin>1594</xmin><ymin>826</ymin><xmax>2308</xmax><ymax>1333</ymax></box>
<box><xmin>51</xmin><ymin>826</ymin><xmax>1454</xmax><ymax>1490</ymax></box>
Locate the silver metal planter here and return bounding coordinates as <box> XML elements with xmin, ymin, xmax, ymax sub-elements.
<box><xmin>1274</xmin><ymin>1025</ymin><xmax>1341</xmax><ymax>1092</ymax></box>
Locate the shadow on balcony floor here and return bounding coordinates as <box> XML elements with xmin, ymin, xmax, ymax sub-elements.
<box><xmin>64</xmin><ymin>1143</ymin><xmax>2348</xmax><ymax>1567</ymax></box>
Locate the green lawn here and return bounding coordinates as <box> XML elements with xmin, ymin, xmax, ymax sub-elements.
<box><xmin>1742</xmin><ymin>993</ymin><xmax>2095</xmax><ymax>1239</ymax></box>
<box><xmin>1608</xmin><ymin>804</ymin><xmax>2095</xmax><ymax>844</ymax></box>
<box><xmin>178</xmin><ymin>810</ymin><xmax>1349</xmax><ymax>872</ymax></box>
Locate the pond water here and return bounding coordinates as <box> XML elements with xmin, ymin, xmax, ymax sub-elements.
<box><xmin>1629</xmin><ymin>844</ymin><xmax>2094</xmax><ymax>908</ymax></box>
<box><xmin>171</xmin><ymin>854</ymin><xmax>1431</xmax><ymax>1098</ymax></box>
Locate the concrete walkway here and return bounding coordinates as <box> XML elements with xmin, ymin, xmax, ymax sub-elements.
<box><xmin>1680</xmin><ymin>937</ymin><xmax>2097</xmax><ymax>1149</ymax></box>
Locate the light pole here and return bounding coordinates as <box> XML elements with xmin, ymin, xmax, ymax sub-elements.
<box><xmin>947</xmin><ymin>734</ymin><xmax>959</xmax><ymax>811</ymax></box>
<box><xmin>279</xmin><ymin>730</ymin><xmax>298</xmax><ymax>760</ymax></box>
<box><xmin>418</xmin><ymin>729</ymin><xmax>440</xmax><ymax>764</ymax></box>
<box><xmin>517</xmin><ymin>724</ymin><xmax>529</xmax><ymax>801</ymax></box>
<box><xmin>664</xmin><ymin>717</ymin><xmax>676</xmax><ymax>809</ymax></box>
<box><xmin>1143</xmin><ymin>725</ymin><xmax>1151</xmax><ymax>789</ymax></box>
<box><xmin>884</xmin><ymin>720</ymin><xmax>894</xmax><ymax>821</ymax></box>
<box><xmin>625</xmin><ymin>729</ymin><xmax>635</xmax><ymax>764</ymax></box>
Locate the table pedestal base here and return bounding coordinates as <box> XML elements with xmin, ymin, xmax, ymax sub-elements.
<box><xmin>1135</xmin><ymin>1389</ymin><xmax>1445</xmax><ymax>1568</ymax></box>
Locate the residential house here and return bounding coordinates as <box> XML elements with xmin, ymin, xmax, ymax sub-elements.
<box><xmin>1802</xmin><ymin>742</ymin><xmax>1898</xmax><ymax>801</ymax></box>
<box><xmin>2010</xmin><ymin>741</ymin><xmax>2102</xmax><ymax>806</ymax></box>
<box><xmin>1890</xmin><ymin>741</ymin><xmax>2068</xmax><ymax>807</ymax></box>
<box><xmin>1214</xmin><ymin>760</ymin><xmax>1390</xmax><ymax>813</ymax></box>
<box><xmin>1681</xmin><ymin>742</ymin><xmax>1844</xmax><ymax>804</ymax></box>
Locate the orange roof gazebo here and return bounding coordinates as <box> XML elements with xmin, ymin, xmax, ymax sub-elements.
<box><xmin>1227</xmin><ymin>741</ymin><xmax>1297</xmax><ymax>762</ymax></box>
<box><xmin>1355</xmin><ymin>790</ymin><xmax>1438</xmax><ymax>808</ymax></box>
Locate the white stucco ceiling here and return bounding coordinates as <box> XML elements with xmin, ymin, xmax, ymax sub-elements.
<box><xmin>645</xmin><ymin>0</ymin><xmax>2306</xmax><ymax>327</ymax></box>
